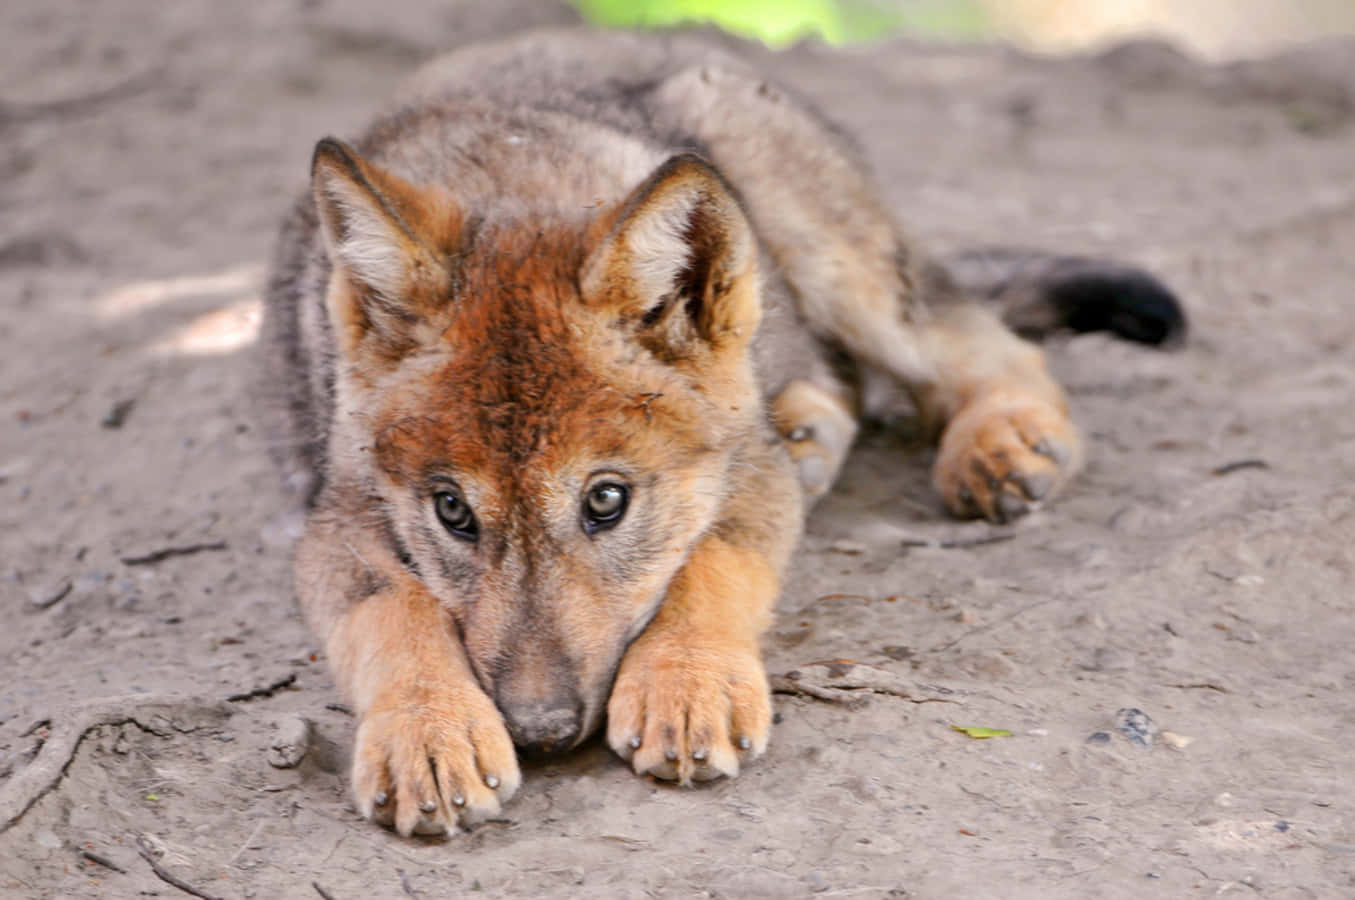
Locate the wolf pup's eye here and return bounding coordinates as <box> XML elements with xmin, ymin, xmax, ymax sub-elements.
<box><xmin>582</xmin><ymin>482</ymin><xmax>629</xmax><ymax>535</ymax></box>
<box><xmin>434</xmin><ymin>489</ymin><xmax>477</xmax><ymax>541</ymax></box>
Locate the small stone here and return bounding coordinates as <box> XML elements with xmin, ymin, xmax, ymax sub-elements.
<box><xmin>1114</xmin><ymin>707</ymin><xmax>1157</xmax><ymax>748</ymax></box>
<box><xmin>101</xmin><ymin>398</ymin><xmax>136</xmax><ymax>429</ymax></box>
<box><xmin>1082</xmin><ymin>646</ymin><xmax>1134</xmax><ymax>672</ymax></box>
<box><xmin>28</xmin><ymin>579</ymin><xmax>72</xmax><ymax>610</ymax></box>
<box><xmin>266</xmin><ymin>715</ymin><xmax>311</xmax><ymax>769</ymax></box>
<box><xmin>1086</xmin><ymin>731</ymin><xmax>1112</xmax><ymax>745</ymax></box>
<box><xmin>803</xmin><ymin>871</ymin><xmax>829</xmax><ymax>893</ymax></box>
<box><xmin>1274</xmin><ymin>820</ymin><xmax>1290</xmax><ymax>832</ymax></box>
<box><xmin>1160</xmin><ymin>731</ymin><xmax>1193</xmax><ymax>750</ymax></box>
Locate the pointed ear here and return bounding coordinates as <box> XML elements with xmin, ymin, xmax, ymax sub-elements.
<box><xmin>310</xmin><ymin>138</ymin><xmax>454</xmax><ymax>358</ymax></box>
<box><xmin>581</xmin><ymin>153</ymin><xmax>760</xmax><ymax>359</ymax></box>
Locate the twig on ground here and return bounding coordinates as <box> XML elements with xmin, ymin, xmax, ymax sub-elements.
<box><xmin>772</xmin><ymin>661</ymin><xmax>965</xmax><ymax>706</ymax></box>
<box><xmin>225</xmin><ymin>672</ymin><xmax>296</xmax><ymax>703</ymax></box>
<box><xmin>1166</xmin><ymin>682</ymin><xmax>1229</xmax><ymax>693</ymax></box>
<box><xmin>900</xmin><ymin>533</ymin><xmax>1016</xmax><ymax>550</ymax></box>
<box><xmin>30</xmin><ymin>580</ymin><xmax>72</xmax><ymax>610</ymax></box>
<box><xmin>1211</xmin><ymin>458</ymin><xmax>1269</xmax><ymax>477</ymax></box>
<box><xmin>120</xmin><ymin>541</ymin><xmax>227</xmax><ymax>566</ymax></box>
<box><xmin>0</xmin><ymin>696</ymin><xmax>230</xmax><ymax>834</ymax></box>
<box><xmin>399</xmin><ymin>868</ymin><xmax>420</xmax><ymax>898</ymax></box>
<box><xmin>136</xmin><ymin>836</ymin><xmax>223</xmax><ymax>900</ymax></box>
<box><xmin>324</xmin><ymin>702</ymin><xmax>353</xmax><ymax>716</ymax></box>
<box><xmin>313</xmin><ymin>882</ymin><xmax>340</xmax><ymax>900</ymax></box>
<box><xmin>79</xmin><ymin>849</ymin><xmax>127</xmax><ymax>874</ymax></box>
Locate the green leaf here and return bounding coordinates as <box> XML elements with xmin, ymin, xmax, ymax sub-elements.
<box><xmin>951</xmin><ymin>725</ymin><xmax>1012</xmax><ymax>739</ymax></box>
<box><xmin>145</xmin><ymin>793</ymin><xmax>161</xmax><ymax>801</ymax></box>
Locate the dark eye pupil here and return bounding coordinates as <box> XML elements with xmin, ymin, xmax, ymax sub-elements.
<box><xmin>589</xmin><ymin>485</ymin><xmax>623</xmax><ymax>517</ymax></box>
<box><xmin>583</xmin><ymin>482</ymin><xmax>628</xmax><ymax>534</ymax></box>
<box><xmin>435</xmin><ymin>491</ymin><xmax>476</xmax><ymax>539</ymax></box>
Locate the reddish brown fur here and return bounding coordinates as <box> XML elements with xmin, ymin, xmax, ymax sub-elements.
<box><xmin>261</xmin><ymin>28</ymin><xmax>1178</xmax><ymax>838</ymax></box>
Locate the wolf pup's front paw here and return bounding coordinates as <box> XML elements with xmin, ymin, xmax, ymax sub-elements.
<box><xmin>606</xmin><ymin>635</ymin><xmax>771</xmax><ymax>784</ymax></box>
<box><xmin>933</xmin><ymin>389</ymin><xmax>1083</xmax><ymax>524</ymax></box>
<box><xmin>352</xmin><ymin>683</ymin><xmax>520</xmax><ymax>836</ymax></box>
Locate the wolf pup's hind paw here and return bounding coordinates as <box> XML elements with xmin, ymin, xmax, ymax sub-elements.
<box><xmin>933</xmin><ymin>389</ymin><xmax>1082</xmax><ymax>524</ymax></box>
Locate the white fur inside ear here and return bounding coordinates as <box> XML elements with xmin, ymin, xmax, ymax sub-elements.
<box><xmin>625</xmin><ymin>190</ymin><xmax>699</xmax><ymax>303</ymax></box>
<box><xmin>316</xmin><ymin>171</ymin><xmax>408</xmax><ymax>304</ymax></box>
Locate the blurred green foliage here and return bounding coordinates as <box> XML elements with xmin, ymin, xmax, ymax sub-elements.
<box><xmin>574</xmin><ymin>0</ymin><xmax>989</xmax><ymax>47</ymax></box>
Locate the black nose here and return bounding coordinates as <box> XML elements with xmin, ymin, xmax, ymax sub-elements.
<box><xmin>503</xmin><ymin>703</ymin><xmax>582</xmax><ymax>755</ymax></box>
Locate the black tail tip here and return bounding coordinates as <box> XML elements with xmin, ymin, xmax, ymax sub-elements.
<box><xmin>1043</xmin><ymin>262</ymin><xmax>1188</xmax><ymax>348</ymax></box>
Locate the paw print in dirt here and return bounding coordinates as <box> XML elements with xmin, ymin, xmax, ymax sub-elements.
<box><xmin>352</xmin><ymin>684</ymin><xmax>520</xmax><ymax>836</ymax></box>
<box><xmin>606</xmin><ymin>636</ymin><xmax>771</xmax><ymax>784</ymax></box>
<box><xmin>933</xmin><ymin>389</ymin><xmax>1083</xmax><ymax>524</ymax></box>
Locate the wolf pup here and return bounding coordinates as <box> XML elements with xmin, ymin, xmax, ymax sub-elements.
<box><xmin>260</xmin><ymin>28</ymin><xmax>1184</xmax><ymax>836</ymax></box>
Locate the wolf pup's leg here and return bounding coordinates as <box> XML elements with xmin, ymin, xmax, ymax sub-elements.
<box><xmin>772</xmin><ymin>379</ymin><xmax>859</xmax><ymax>501</ymax></box>
<box><xmin>581</xmin><ymin>153</ymin><xmax>804</xmax><ymax>782</ymax></box>
<box><xmin>605</xmin><ymin>445</ymin><xmax>799</xmax><ymax>783</ymax></box>
<box><xmin>911</xmin><ymin>302</ymin><xmax>1082</xmax><ymax>522</ymax></box>
<box><xmin>649</xmin><ymin>62</ymin><xmax>1180</xmax><ymax>521</ymax></box>
<box><xmin>648</xmin><ymin>63</ymin><xmax>1081</xmax><ymax>520</ymax></box>
<box><xmin>606</xmin><ymin>533</ymin><xmax>776</xmax><ymax>783</ymax></box>
<box><xmin>295</xmin><ymin>503</ymin><xmax>520</xmax><ymax>835</ymax></box>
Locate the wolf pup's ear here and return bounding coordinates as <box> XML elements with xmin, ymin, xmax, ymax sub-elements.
<box><xmin>582</xmin><ymin>153</ymin><xmax>760</xmax><ymax>361</ymax></box>
<box><xmin>310</xmin><ymin>138</ymin><xmax>454</xmax><ymax>359</ymax></box>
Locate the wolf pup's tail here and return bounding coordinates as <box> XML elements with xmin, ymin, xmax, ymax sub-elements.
<box><xmin>939</xmin><ymin>247</ymin><xmax>1187</xmax><ymax>347</ymax></box>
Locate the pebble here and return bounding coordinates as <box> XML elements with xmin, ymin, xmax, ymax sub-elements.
<box><xmin>1114</xmin><ymin>707</ymin><xmax>1157</xmax><ymax>748</ymax></box>
<box><xmin>1086</xmin><ymin>731</ymin><xmax>1112</xmax><ymax>745</ymax></box>
<box><xmin>266</xmin><ymin>715</ymin><xmax>311</xmax><ymax>769</ymax></box>
<box><xmin>28</xmin><ymin>579</ymin><xmax>71</xmax><ymax>610</ymax></box>
<box><xmin>1159</xmin><ymin>730</ymin><xmax>1193</xmax><ymax>750</ymax></box>
<box><xmin>1083</xmin><ymin>646</ymin><xmax>1133</xmax><ymax>672</ymax></box>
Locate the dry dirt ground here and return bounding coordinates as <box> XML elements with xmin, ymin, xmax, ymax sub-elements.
<box><xmin>2</xmin><ymin>2</ymin><xmax>1354</xmax><ymax>898</ymax></box>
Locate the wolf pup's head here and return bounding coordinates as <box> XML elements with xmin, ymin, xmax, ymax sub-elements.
<box><xmin>310</xmin><ymin>139</ymin><xmax>768</xmax><ymax>753</ymax></box>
